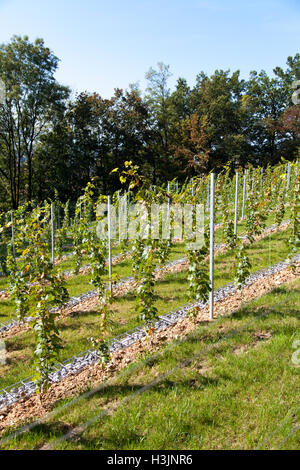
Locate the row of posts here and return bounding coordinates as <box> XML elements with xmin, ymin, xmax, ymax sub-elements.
<box><xmin>10</xmin><ymin>164</ymin><xmax>292</xmax><ymax>258</ymax></box>
<box><xmin>7</xmin><ymin>160</ymin><xmax>297</xmax><ymax>320</ymax></box>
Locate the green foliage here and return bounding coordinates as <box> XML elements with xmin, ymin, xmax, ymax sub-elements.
<box><xmin>218</xmin><ymin>164</ymin><xmax>236</xmax><ymax>249</ymax></box>
<box><xmin>72</xmin><ymin>182</ymin><xmax>95</xmax><ymax>274</ymax></box>
<box><xmin>224</xmin><ymin>219</ymin><xmax>236</xmax><ymax>249</ymax></box>
<box><xmin>245</xmin><ymin>187</ymin><xmax>267</xmax><ymax>243</ymax></box>
<box><xmin>1</xmin><ymin>34</ymin><xmax>299</xmax><ymax>209</ymax></box>
<box><xmin>6</xmin><ymin>204</ymin><xmax>69</xmax><ymax>392</ymax></box>
<box><xmin>55</xmin><ymin>200</ymin><xmax>70</xmax><ymax>260</ymax></box>
<box><xmin>287</xmin><ymin>169</ymin><xmax>300</xmax><ymax>270</ymax></box>
<box><xmin>234</xmin><ymin>241</ymin><xmax>252</xmax><ymax>291</ymax></box>
<box><xmin>155</xmin><ymin>239</ymin><xmax>172</xmax><ymax>265</ymax></box>
<box><xmin>116</xmin><ymin>162</ymin><xmax>160</xmax><ymax>330</ymax></box>
<box><xmin>135</xmin><ymin>243</ymin><xmax>158</xmax><ymax>329</ymax></box>
<box><xmin>72</xmin><ymin>182</ymin><xmax>114</xmax><ymax>364</ymax></box>
<box><xmin>91</xmin><ymin>338</ymin><xmax>111</xmax><ymax>366</ymax></box>
<box><xmin>274</xmin><ymin>192</ymin><xmax>285</xmax><ymax>227</ymax></box>
<box><xmin>119</xmin><ymin>238</ymin><xmax>130</xmax><ymax>260</ymax></box>
<box><xmin>0</xmin><ymin>35</ymin><xmax>70</xmax><ymax>208</ymax></box>
<box><xmin>0</xmin><ymin>158</ymin><xmax>298</xmax><ymax>391</ymax></box>
<box><xmin>0</xmin><ymin>212</ymin><xmax>9</xmax><ymax>275</ymax></box>
<box><xmin>132</xmin><ymin>238</ymin><xmax>145</xmax><ymax>282</ymax></box>
<box><xmin>187</xmin><ymin>229</ymin><xmax>210</xmax><ymax>317</ymax></box>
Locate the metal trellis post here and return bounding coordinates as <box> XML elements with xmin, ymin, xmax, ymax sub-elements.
<box><xmin>242</xmin><ymin>170</ymin><xmax>246</xmax><ymax>220</ymax></box>
<box><xmin>234</xmin><ymin>171</ymin><xmax>239</xmax><ymax>240</ymax></box>
<box><xmin>209</xmin><ymin>173</ymin><xmax>215</xmax><ymax>321</ymax></box>
<box><xmin>108</xmin><ymin>196</ymin><xmax>112</xmax><ymax>292</ymax></box>
<box><xmin>51</xmin><ymin>203</ymin><xmax>55</xmax><ymax>266</ymax></box>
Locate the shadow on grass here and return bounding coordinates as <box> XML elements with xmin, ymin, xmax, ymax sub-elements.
<box><xmin>1</xmin><ymin>421</ymin><xmax>74</xmax><ymax>450</ymax></box>
<box><xmin>8</xmin><ymin>375</ymin><xmax>221</xmax><ymax>448</ymax></box>
<box><xmin>66</xmin><ymin>308</ymin><xmax>100</xmax><ymax>320</ymax></box>
<box><xmin>116</xmin><ymin>292</ymin><xmax>138</xmax><ymax>302</ymax></box>
<box><xmin>0</xmin><ymin>300</ymin><xmax>14</xmax><ymax>315</ymax></box>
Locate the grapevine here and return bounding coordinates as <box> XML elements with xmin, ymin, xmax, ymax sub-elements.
<box><xmin>7</xmin><ymin>204</ymin><xmax>69</xmax><ymax>392</ymax></box>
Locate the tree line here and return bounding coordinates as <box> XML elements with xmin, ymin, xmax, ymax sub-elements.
<box><xmin>0</xmin><ymin>35</ymin><xmax>299</xmax><ymax>210</ymax></box>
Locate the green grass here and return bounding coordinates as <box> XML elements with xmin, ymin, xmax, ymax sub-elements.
<box><xmin>0</xmin><ymin>244</ymin><xmax>124</xmax><ymax>292</ymax></box>
<box><xmin>1</xmin><ymin>273</ymin><xmax>300</xmax><ymax>450</ymax></box>
<box><xmin>0</xmin><ymin>226</ymin><xmax>295</xmax><ymax>394</ymax></box>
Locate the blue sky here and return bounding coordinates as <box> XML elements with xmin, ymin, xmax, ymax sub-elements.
<box><xmin>0</xmin><ymin>0</ymin><xmax>299</xmax><ymax>97</ymax></box>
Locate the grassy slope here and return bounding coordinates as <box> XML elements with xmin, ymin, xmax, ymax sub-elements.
<box><xmin>0</xmin><ymin>227</ymin><xmax>294</xmax><ymax>392</ymax></box>
<box><xmin>2</xmin><ymin>272</ymin><xmax>300</xmax><ymax>450</ymax></box>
